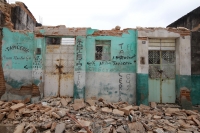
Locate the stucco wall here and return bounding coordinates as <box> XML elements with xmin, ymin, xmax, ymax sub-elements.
<box><xmin>74</xmin><ymin>36</ymin><xmax>86</xmax><ymax>99</ymax></box>
<box><xmin>2</xmin><ymin>28</ymin><xmax>34</xmax><ymax>88</ymax></box>
<box><xmin>1</xmin><ymin>28</ymin><xmax>45</xmax><ymax>100</ymax></box>
<box><xmin>137</xmin><ymin>28</ymin><xmax>191</xmax><ymax>105</ymax></box>
<box><xmin>83</xmin><ymin>29</ymin><xmax>137</xmax><ymax>104</ymax></box>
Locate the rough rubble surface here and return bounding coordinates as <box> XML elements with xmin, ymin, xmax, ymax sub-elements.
<box><xmin>0</xmin><ymin>97</ymin><xmax>200</xmax><ymax>133</ymax></box>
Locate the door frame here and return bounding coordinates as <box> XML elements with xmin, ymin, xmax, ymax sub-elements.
<box><xmin>148</xmin><ymin>39</ymin><xmax>176</xmax><ymax>103</ymax></box>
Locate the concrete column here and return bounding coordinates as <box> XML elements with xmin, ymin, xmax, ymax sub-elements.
<box><xmin>74</xmin><ymin>36</ymin><xmax>86</xmax><ymax>99</ymax></box>
<box><xmin>136</xmin><ymin>38</ymin><xmax>149</xmax><ymax>105</ymax></box>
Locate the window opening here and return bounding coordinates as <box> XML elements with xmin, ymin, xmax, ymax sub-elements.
<box><xmin>61</xmin><ymin>38</ymin><xmax>75</xmax><ymax>45</ymax></box>
<box><xmin>46</xmin><ymin>37</ymin><xmax>75</xmax><ymax>45</ymax></box>
<box><xmin>46</xmin><ymin>37</ymin><xmax>61</xmax><ymax>45</ymax></box>
<box><xmin>95</xmin><ymin>40</ymin><xmax>111</xmax><ymax>60</ymax></box>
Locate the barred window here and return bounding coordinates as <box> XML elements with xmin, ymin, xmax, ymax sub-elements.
<box><xmin>95</xmin><ymin>40</ymin><xmax>111</xmax><ymax>60</ymax></box>
<box><xmin>46</xmin><ymin>37</ymin><xmax>75</xmax><ymax>45</ymax></box>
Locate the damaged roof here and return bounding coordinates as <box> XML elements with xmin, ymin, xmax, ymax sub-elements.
<box><xmin>34</xmin><ymin>25</ymin><xmax>89</xmax><ymax>36</ymax></box>
<box><xmin>137</xmin><ymin>27</ymin><xmax>190</xmax><ymax>36</ymax></box>
<box><xmin>11</xmin><ymin>2</ymin><xmax>36</xmax><ymax>23</ymax></box>
<box><xmin>167</xmin><ymin>6</ymin><xmax>200</xmax><ymax>29</ymax></box>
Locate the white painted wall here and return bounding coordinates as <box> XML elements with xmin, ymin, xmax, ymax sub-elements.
<box><xmin>85</xmin><ymin>72</ymin><xmax>136</xmax><ymax>104</ymax></box>
<box><xmin>137</xmin><ymin>28</ymin><xmax>191</xmax><ymax>76</ymax></box>
<box><xmin>3</xmin><ymin>69</ymin><xmax>32</xmax><ymax>88</ymax></box>
<box><xmin>137</xmin><ymin>39</ymin><xmax>149</xmax><ymax>74</ymax></box>
<box><xmin>179</xmin><ymin>36</ymin><xmax>191</xmax><ymax>75</ymax></box>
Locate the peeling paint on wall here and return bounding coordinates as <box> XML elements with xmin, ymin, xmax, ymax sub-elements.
<box><xmin>85</xmin><ymin>29</ymin><xmax>137</xmax><ymax>104</ymax></box>
<box><xmin>2</xmin><ymin>28</ymin><xmax>34</xmax><ymax>89</ymax></box>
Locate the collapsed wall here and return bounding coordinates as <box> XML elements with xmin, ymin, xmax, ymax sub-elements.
<box><xmin>0</xmin><ymin>1</ymin><xmax>40</xmax><ymax>100</ymax></box>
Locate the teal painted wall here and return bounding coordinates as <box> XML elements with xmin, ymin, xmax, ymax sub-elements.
<box><xmin>191</xmin><ymin>75</ymin><xmax>200</xmax><ymax>105</ymax></box>
<box><xmin>175</xmin><ymin>75</ymin><xmax>191</xmax><ymax>97</ymax></box>
<box><xmin>74</xmin><ymin>36</ymin><xmax>86</xmax><ymax>99</ymax></box>
<box><xmin>2</xmin><ymin>28</ymin><xmax>35</xmax><ymax>88</ymax></box>
<box><xmin>136</xmin><ymin>73</ymin><xmax>149</xmax><ymax>105</ymax></box>
<box><xmin>85</xmin><ymin>29</ymin><xmax>137</xmax><ymax>103</ymax></box>
<box><xmin>86</xmin><ymin>29</ymin><xmax>137</xmax><ymax>73</ymax></box>
<box><xmin>32</xmin><ymin>37</ymin><xmax>46</xmax><ymax>86</ymax></box>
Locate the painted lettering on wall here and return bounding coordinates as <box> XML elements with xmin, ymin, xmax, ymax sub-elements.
<box><xmin>3</xmin><ymin>56</ymin><xmax>31</xmax><ymax>60</ymax></box>
<box><xmin>5</xmin><ymin>44</ymin><xmax>29</xmax><ymax>53</ymax></box>
<box><xmin>112</xmin><ymin>55</ymin><xmax>136</xmax><ymax>60</ymax></box>
<box><xmin>126</xmin><ymin>74</ymin><xmax>131</xmax><ymax>102</ymax></box>
<box><xmin>87</xmin><ymin>61</ymin><xmax>95</xmax><ymax>66</ymax></box>
<box><xmin>119</xmin><ymin>73</ymin><xmax>122</xmax><ymax>102</ymax></box>
<box><xmin>76</xmin><ymin>39</ymin><xmax>83</xmax><ymax>89</ymax></box>
<box><xmin>119</xmin><ymin>43</ymin><xmax>124</xmax><ymax>56</ymax></box>
<box><xmin>2</xmin><ymin>55</ymin><xmax>32</xmax><ymax>69</ymax></box>
<box><xmin>99</xmin><ymin>61</ymin><xmax>112</xmax><ymax>66</ymax></box>
<box><xmin>76</xmin><ymin>39</ymin><xmax>83</xmax><ymax>70</ymax></box>
<box><xmin>32</xmin><ymin>55</ymin><xmax>43</xmax><ymax>77</ymax></box>
<box><xmin>33</xmin><ymin>55</ymin><xmax>43</xmax><ymax>70</ymax></box>
<box><xmin>77</xmin><ymin>73</ymin><xmax>81</xmax><ymax>88</ymax></box>
<box><xmin>127</xmin><ymin>44</ymin><xmax>134</xmax><ymax>51</ymax></box>
<box><xmin>86</xmin><ymin>61</ymin><xmax>133</xmax><ymax>67</ymax></box>
<box><xmin>118</xmin><ymin>43</ymin><xmax>124</xmax><ymax>102</ymax></box>
<box><xmin>113</xmin><ymin>61</ymin><xmax>132</xmax><ymax>65</ymax></box>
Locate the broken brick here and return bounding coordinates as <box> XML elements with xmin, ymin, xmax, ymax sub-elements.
<box><xmin>101</xmin><ymin>107</ymin><xmax>112</xmax><ymax>113</ymax></box>
<box><xmin>112</xmin><ymin>109</ymin><xmax>124</xmax><ymax>116</ymax></box>
<box><xmin>10</xmin><ymin>103</ymin><xmax>25</xmax><ymax>111</ymax></box>
<box><xmin>72</xmin><ymin>102</ymin><xmax>86</xmax><ymax>111</ymax></box>
<box><xmin>119</xmin><ymin>105</ymin><xmax>134</xmax><ymax>115</ymax></box>
<box><xmin>7</xmin><ymin>111</ymin><xmax>15</xmax><ymax>119</ymax></box>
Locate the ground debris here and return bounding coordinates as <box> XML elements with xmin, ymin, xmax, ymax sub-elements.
<box><xmin>0</xmin><ymin>97</ymin><xmax>199</xmax><ymax>133</ymax></box>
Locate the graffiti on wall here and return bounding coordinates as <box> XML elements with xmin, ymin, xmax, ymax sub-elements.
<box><xmin>76</xmin><ymin>39</ymin><xmax>83</xmax><ymax>88</ymax></box>
<box><xmin>118</xmin><ymin>43</ymin><xmax>123</xmax><ymax>101</ymax></box>
<box><xmin>32</xmin><ymin>55</ymin><xmax>43</xmax><ymax>77</ymax></box>
<box><xmin>33</xmin><ymin>55</ymin><xmax>42</xmax><ymax>70</ymax></box>
<box><xmin>5</xmin><ymin>44</ymin><xmax>30</xmax><ymax>53</ymax></box>
<box><xmin>86</xmin><ymin>42</ymin><xmax>136</xmax><ymax>73</ymax></box>
<box><xmin>119</xmin><ymin>73</ymin><xmax>123</xmax><ymax>102</ymax></box>
<box><xmin>126</xmin><ymin>74</ymin><xmax>131</xmax><ymax>102</ymax></box>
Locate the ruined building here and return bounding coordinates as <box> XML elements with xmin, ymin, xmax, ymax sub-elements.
<box><xmin>168</xmin><ymin>6</ymin><xmax>200</xmax><ymax>106</ymax></box>
<box><xmin>0</xmin><ymin>0</ymin><xmax>39</xmax><ymax>99</ymax></box>
<box><xmin>0</xmin><ymin>1</ymin><xmax>197</xmax><ymax>108</ymax></box>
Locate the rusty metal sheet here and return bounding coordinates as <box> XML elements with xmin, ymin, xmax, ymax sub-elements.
<box><xmin>44</xmin><ymin>73</ymin><xmax>59</xmax><ymax>97</ymax></box>
<box><xmin>53</xmin><ymin>54</ymin><xmax>60</xmax><ymax>61</ymax></box>
<box><xmin>60</xmin><ymin>73</ymin><xmax>74</xmax><ymax>97</ymax></box>
<box><xmin>45</xmin><ymin>54</ymin><xmax>53</xmax><ymax>59</ymax></box>
<box><xmin>46</xmin><ymin>45</ymin><xmax>60</xmax><ymax>53</ymax></box>
<box><xmin>60</xmin><ymin>45</ymin><xmax>68</xmax><ymax>54</ymax></box>
<box><xmin>45</xmin><ymin>60</ymin><xmax>52</xmax><ymax>67</ymax></box>
<box><xmin>44</xmin><ymin>44</ymin><xmax>74</xmax><ymax>97</ymax></box>
<box><xmin>60</xmin><ymin>54</ymin><xmax>68</xmax><ymax>59</ymax></box>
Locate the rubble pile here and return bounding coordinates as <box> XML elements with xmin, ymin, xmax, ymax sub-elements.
<box><xmin>0</xmin><ymin>97</ymin><xmax>200</xmax><ymax>133</ymax></box>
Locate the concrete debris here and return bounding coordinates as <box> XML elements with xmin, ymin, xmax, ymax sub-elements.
<box><xmin>113</xmin><ymin>109</ymin><xmax>124</xmax><ymax>116</ymax></box>
<box><xmin>101</xmin><ymin>107</ymin><xmax>112</xmax><ymax>113</ymax></box>
<box><xmin>55</xmin><ymin>123</ymin><xmax>65</xmax><ymax>133</ymax></box>
<box><xmin>10</xmin><ymin>103</ymin><xmax>25</xmax><ymax>111</ymax></box>
<box><xmin>14</xmin><ymin>123</ymin><xmax>25</xmax><ymax>133</ymax></box>
<box><xmin>150</xmin><ymin>102</ymin><xmax>157</xmax><ymax>109</ymax></box>
<box><xmin>0</xmin><ymin>97</ymin><xmax>200</xmax><ymax>132</ymax></box>
<box><xmin>86</xmin><ymin>99</ymin><xmax>96</xmax><ymax>106</ymax></box>
<box><xmin>115</xmin><ymin>26</ymin><xmax>121</xmax><ymax>30</ymax></box>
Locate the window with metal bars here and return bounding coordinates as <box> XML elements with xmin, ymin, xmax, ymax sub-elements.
<box><xmin>95</xmin><ymin>40</ymin><xmax>111</xmax><ymax>60</ymax></box>
<box><xmin>46</xmin><ymin>37</ymin><xmax>75</xmax><ymax>45</ymax></box>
